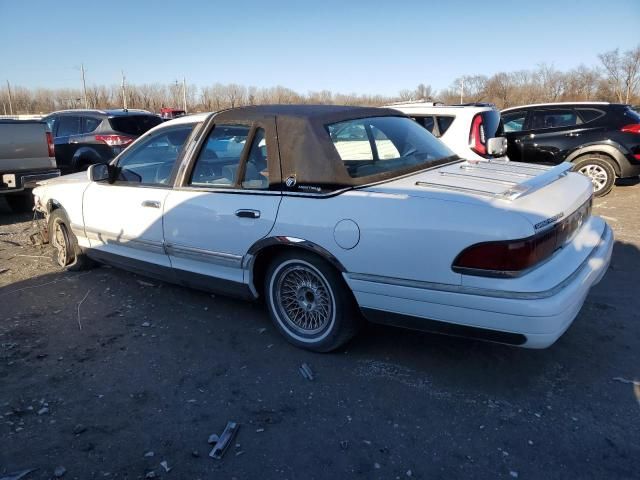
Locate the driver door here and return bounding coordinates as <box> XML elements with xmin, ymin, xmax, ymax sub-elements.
<box><xmin>82</xmin><ymin>124</ymin><xmax>194</xmax><ymax>276</ymax></box>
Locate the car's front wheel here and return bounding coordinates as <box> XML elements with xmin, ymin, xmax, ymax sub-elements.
<box><xmin>573</xmin><ymin>155</ymin><xmax>616</xmax><ymax>197</ymax></box>
<box><xmin>265</xmin><ymin>251</ymin><xmax>360</xmax><ymax>352</ymax></box>
<box><xmin>48</xmin><ymin>209</ymin><xmax>93</xmax><ymax>271</ymax></box>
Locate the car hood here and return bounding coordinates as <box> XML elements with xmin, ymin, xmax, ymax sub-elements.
<box><xmin>362</xmin><ymin>160</ymin><xmax>594</xmax><ymax>229</ymax></box>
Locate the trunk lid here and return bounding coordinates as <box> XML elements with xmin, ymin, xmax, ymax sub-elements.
<box><xmin>363</xmin><ymin>160</ymin><xmax>593</xmax><ymax>229</ymax></box>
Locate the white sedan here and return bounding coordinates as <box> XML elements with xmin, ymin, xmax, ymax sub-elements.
<box><xmin>33</xmin><ymin>105</ymin><xmax>613</xmax><ymax>352</ymax></box>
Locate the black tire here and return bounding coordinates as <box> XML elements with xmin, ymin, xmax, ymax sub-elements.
<box><xmin>573</xmin><ymin>155</ymin><xmax>616</xmax><ymax>197</ymax></box>
<box><xmin>6</xmin><ymin>192</ymin><xmax>34</xmax><ymax>213</ymax></box>
<box><xmin>264</xmin><ymin>250</ymin><xmax>361</xmax><ymax>352</ymax></box>
<box><xmin>48</xmin><ymin>209</ymin><xmax>94</xmax><ymax>271</ymax></box>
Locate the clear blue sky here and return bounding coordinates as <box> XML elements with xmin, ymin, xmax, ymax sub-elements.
<box><xmin>1</xmin><ymin>0</ymin><xmax>638</xmax><ymax>95</ymax></box>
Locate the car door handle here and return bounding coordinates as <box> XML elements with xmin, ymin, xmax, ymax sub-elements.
<box><xmin>141</xmin><ymin>200</ymin><xmax>161</xmax><ymax>209</ymax></box>
<box><xmin>235</xmin><ymin>209</ymin><xmax>260</xmax><ymax>219</ymax></box>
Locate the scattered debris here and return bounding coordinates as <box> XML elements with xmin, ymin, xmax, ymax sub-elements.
<box><xmin>340</xmin><ymin>440</ymin><xmax>349</xmax><ymax>450</ymax></box>
<box><xmin>0</xmin><ymin>469</ymin><xmax>37</xmax><ymax>480</ymax></box>
<box><xmin>76</xmin><ymin>289</ymin><xmax>91</xmax><ymax>330</ymax></box>
<box><xmin>406</xmin><ymin>470</ymin><xmax>413</xmax><ymax>477</ymax></box>
<box><xmin>258</xmin><ymin>327</ymin><xmax>267</xmax><ymax>334</ymax></box>
<box><xmin>54</xmin><ymin>466</ymin><xmax>66</xmax><ymax>477</ymax></box>
<box><xmin>141</xmin><ymin>322</ymin><xmax>151</xmax><ymax>328</ymax></box>
<box><xmin>374</xmin><ymin>463</ymin><xmax>381</xmax><ymax>469</ymax></box>
<box><xmin>144</xmin><ymin>451</ymin><xmax>155</xmax><ymax>457</ymax></box>
<box><xmin>137</xmin><ymin>280</ymin><xmax>155</xmax><ymax>287</ymax></box>
<box><xmin>207</xmin><ymin>433</ymin><xmax>219</xmax><ymax>444</ymax></box>
<box><xmin>299</xmin><ymin>363</ymin><xmax>314</xmax><ymax>381</ymax></box>
<box><xmin>362</xmin><ymin>440</ymin><xmax>372</xmax><ymax>446</ymax></box>
<box><xmin>256</xmin><ymin>428</ymin><xmax>265</xmax><ymax>433</ymax></box>
<box><xmin>160</xmin><ymin>461</ymin><xmax>171</xmax><ymax>472</ymax></box>
<box><xmin>144</xmin><ymin>472</ymin><xmax>156</xmax><ymax>479</ymax></box>
<box><xmin>209</xmin><ymin>421</ymin><xmax>239</xmax><ymax>460</ymax></box>
<box><xmin>191</xmin><ymin>450</ymin><xmax>200</xmax><ymax>458</ymax></box>
<box><xmin>73</xmin><ymin>424</ymin><xmax>87</xmax><ymax>435</ymax></box>
<box><xmin>235</xmin><ymin>451</ymin><xmax>245</xmax><ymax>457</ymax></box>
<box><xmin>509</xmin><ymin>471</ymin><xmax>519</xmax><ymax>478</ymax></box>
<box><xmin>37</xmin><ymin>407</ymin><xmax>49</xmax><ymax>415</ymax></box>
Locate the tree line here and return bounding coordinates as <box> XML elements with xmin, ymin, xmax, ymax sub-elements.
<box><xmin>2</xmin><ymin>45</ymin><xmax>638</xmax><ymax>115</ymax></box>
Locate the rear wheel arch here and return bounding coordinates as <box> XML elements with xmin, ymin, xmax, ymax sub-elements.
<box><xmin>248</xmin><ymin>238</ymin><xmax>347</xmax><ymax>301</ymax></box>
<box><xmin>566</xmin><ymin>147</ymin><xmax>622</xmax><ymax>176</ymax></box>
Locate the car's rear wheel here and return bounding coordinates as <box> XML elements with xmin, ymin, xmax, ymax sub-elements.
<box><xmin>48</xmin><ymin>209</ymin><xmax>94</xmax><ymax>271</ymax></box>
<box><xmin>6</xmin><ymin>192</ymin><xmax>34</xmax><ymax>213</ymax></box>
<box><xmin>573</xmin><ymin>155</ymin><xmax>616</xmax><ymax>197</ymax></box>
<box><xmin>265</xmin><ymin>251</ymin><xmax>360</xmax><ymax>352</ymax></box>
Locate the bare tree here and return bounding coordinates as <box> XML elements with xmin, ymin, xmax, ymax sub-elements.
<box><xmin>599</xmin><ymin>46</ymin><xmax>640</xmax><ymax>103</ymax></box>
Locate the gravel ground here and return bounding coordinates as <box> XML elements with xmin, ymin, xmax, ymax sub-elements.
<box><xmin>0</xmin><ymin>182</ymin><xmax>639</xmax><ymax>480</ymax></box>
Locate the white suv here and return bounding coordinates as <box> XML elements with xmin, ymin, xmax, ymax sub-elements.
<box><xmin>384</xmin><ymin>101</ymin><xmax>507</xmax><ymax>161</ymax></box>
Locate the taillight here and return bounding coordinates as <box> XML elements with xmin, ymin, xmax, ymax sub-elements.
<box><xmin>453</xmin><ymin>199</ymin><xmax>592</xmax><ymax>277</ymax></box>
<box><xmin>46</xmin><ymin>131</ymin><xmax>55</xmax><ymax>157</ymax></box>
<box><xmin>469</xmin><ymin>113</ymin><xmax>486</xmax><ymax>156</ymax></box>
<box><xmin>95</xmin><ymin>134</ymin><xmax>134</xmax><ymax>147</ymax></box>
<box><xmin>621</xmin><ymin>124</ymin><xmax>640</xmax><ymax>134</ymax></box>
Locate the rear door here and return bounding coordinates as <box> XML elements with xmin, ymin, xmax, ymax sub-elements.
<box><xmin>163</xmin><ymin>117</ymin><xmax>281</xmax><ymax>292</ymax></box>
<box><xmin>502</xmin><ymin>109</ymin><xmax>529</xmax><ymax>162</ymax></box>
<box><xmin>523</xmin><ymin>108</ymin><xmax>584</xmax><ymax>164</ymax></box>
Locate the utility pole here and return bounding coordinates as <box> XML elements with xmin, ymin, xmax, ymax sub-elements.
<box><xmin>81</xmin><ymin>63</ymin><xmax>89</xmax><ymax>108</ymax></box>
<box><xmin>6</xmin><ymin>80</ymin><xmax>13</xmax><ymax>115</ymax></box>
<box><xmin>121</xmin><ymin>70</ymin><xmax>127</xmax><ymax>110</ymax></box>
<box><xmin>182</xmin><ymin>77</ymin><xmax>187</xmax><ymax>113</ymax></box>
<box><xmin>460</xmin><ymin>77</ymin><xmax>464</xmax><ymax>104</ymax></box>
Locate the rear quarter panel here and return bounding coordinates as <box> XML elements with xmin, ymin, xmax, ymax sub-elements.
<box><xmin>270</xmin><ymin>191</ymin><xmax>534</xmax><ymax>286</ymax></box>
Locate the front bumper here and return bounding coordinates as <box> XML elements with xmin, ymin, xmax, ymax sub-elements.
<box><xmin>345</xmin><ymin>222</ymin><xmax>614</xmax><ymax>348</ymax></box>
<box><xmin>1</xmin><ymin>169</ymin><xmax>61</xmax><ymax>193</ymax></box>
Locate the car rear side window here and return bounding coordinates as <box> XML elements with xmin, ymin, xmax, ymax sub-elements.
<box><xmin>190</xmin><ymin>124</ymin><xmax>251</xmax><ymax>187</ymax></box>
<box><xmin>116</xmin><ymin>125</ymin><xmax>193</xmax><ymax>185</ymax></box>
<box><xmin>109</xmin><ymin>115</ymin><xmax>162</xmax><ymax>136</ymax></box>
<box><xmin>82</xmin><ymin>117</ymin><xmax>101</xmax><ymax>133</ymax></box>
<box><xmin>576</xmin><ymin>108</ymin><xmax>605</xmax><ymax>123</ymax></box>
<box><xmin>502</xmin><ymin>111</ymin><xmax>527</xmax><ymax>132</ymax></box>
<box><xmin>56</xmin><ymin>116</ymin><xmax>80</xmax><ymax>136</ymax></box>
<box><xmin>327</xmin><ymin>116</ymin><xmax>454</xmax><ymax>179</ymax></box>
<box><xmin>241</xmin><ymin>128</ymin><xmax>269</xmax><ymax>189</ymax></box>
<box><xmin>412</xmin><ymin>116</ymin><xmax>436</xmax><ymax>134</ymax></box>
<box><xmin>436</xmin><ymin>116</ymin><xmax>454</xmax><ymax>136</ymax></box>
<box><xmin>531</xmin><ymin>109</ymin><xmax>581</xmax><ymax>129</ymax></box>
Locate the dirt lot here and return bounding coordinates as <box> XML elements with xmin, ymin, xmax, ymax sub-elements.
<box><xmin>1</xmin><ymin>183</ymin><xmax>639</xmax><ymax>480</ymax></box>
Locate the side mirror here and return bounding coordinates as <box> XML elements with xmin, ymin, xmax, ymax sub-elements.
<box><xmin>487</xmin><ymin>136</ymin><xmax>508</xmax><ymax>157</ymax></box>
<box><xmin>87</xmin><ymin>163</ymin><xmax>110</xmax><ymax>182</ymax></box>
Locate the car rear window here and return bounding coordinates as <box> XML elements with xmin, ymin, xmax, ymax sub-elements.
<box><xmin>327</xmin><ymin>116</ymin><xmax>455</xmax><ymax>179</ymax></box>
<box><xmin>480</xmin><ymin>110</ymin><xmax>502</xmax><ymax>137</ymax></box>
<box><xmin>109</xmin><ymin>115</ymin><xmax>162</xmax><ymax>136</ymax></box>
<box><xmin>623</xmin><ymin>107</ymin><xmax>640</xmax><ymax>122</ymax></box>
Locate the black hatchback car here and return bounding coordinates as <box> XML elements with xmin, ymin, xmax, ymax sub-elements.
<box><xmin>43</xmin><ymin>109</ymin><xmax>162</xmax><ymax>174</ymax></box>
<box><xmin>501</xmin><ymin>103</ymin><xmax>640</xmax><ymax>196</ymax></box>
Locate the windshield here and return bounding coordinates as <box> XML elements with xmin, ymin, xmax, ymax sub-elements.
<box><xmin>327</xmin><ymin>116</ymin><xmax>455</xmax><ymax>179</ymax></box>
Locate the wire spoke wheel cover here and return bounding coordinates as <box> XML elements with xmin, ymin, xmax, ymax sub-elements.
<box><xmin>271</xmin><ymin>260</ymin><xmax>336</xmax><ymax>340</ymax></box>
<box><xmin>578</xmin><ymin>164</ymin><xmax>608</xmax><ymax>192</ymax></box>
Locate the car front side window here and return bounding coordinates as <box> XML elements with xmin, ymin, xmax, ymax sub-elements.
<box><xmin>115</xmin><ymin>125</ymin><xmax>193</xmax><ymax>186</ymax></box>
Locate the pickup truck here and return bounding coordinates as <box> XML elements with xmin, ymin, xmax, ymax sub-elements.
<box><xmin>0</xmin><ymin>119</ymin><xmax>60</xmax><ymax>212</ymax></box>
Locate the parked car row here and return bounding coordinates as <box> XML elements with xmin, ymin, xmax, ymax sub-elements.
<box><xmin>32</xmin><ymin>105</ymin><xmax>613</xmax><ymax>352</ymax></box>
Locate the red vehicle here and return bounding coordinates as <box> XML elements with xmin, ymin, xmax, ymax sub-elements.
<box><xmin>160</xmin><ymin>108</ymin><xmax>186</xmax><ymax>121</ymax></box>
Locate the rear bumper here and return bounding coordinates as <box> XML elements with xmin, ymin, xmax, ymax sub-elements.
<box><xmin>345</xmin><ymin>222</ymin><xmax>614</xmax><ymax>348</ymax></box>
<box><xmin>1</xmin><ymin>169</ymin><xmax>60</xmax><ymax>193</ymax></box>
